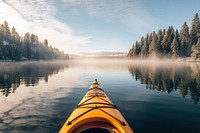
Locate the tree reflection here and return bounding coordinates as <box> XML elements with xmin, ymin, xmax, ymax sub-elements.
<box><xmin>0</xmin><ymin>61</ymin><xmax>68</xmax><ymax>97</ymax></box>
<box><xmin>128</xmin><ymin>63</ymin><xmax>200</xmax><ymax>104</ymax></box>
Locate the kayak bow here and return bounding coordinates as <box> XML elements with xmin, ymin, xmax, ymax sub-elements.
<box><xmin>59</xmin><ymin>79</ymin><xmax>134</xmax><ymax>133</ymax></box>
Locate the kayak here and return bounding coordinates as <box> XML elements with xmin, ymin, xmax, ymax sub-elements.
<box><xmin>59</xmin><ymin>79</ymin><xmax>134</xmax><ymax>133</ymax></box>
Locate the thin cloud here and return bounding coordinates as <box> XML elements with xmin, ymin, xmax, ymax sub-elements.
<box><xmin>62</xmin><ymin>0</ymin><xmax>158</xmax><ymax>33</ymax></box>
<box><xmin>3</xmin><ymin>0</ymin><xmax>56</xmax><ymax>24</ymax></box>
<box><xmin>1</xmin><ymin>0</ymin><xmax>90</xmax><ymax>53</ymax></box>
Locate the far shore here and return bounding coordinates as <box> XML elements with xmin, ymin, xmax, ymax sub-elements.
<box><xmin>0</xmin><ymin>57</ymin><xmax>200</xmax><ymax>63</ymax></box>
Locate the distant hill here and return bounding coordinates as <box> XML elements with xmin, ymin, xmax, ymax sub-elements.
<box><xmin>128</xmin><ymin>13</ymin><xmax>200</xmax><ymax>60</ymax></box>
<box><xmin>0</xmin><ymin>21</ymin><xmax>69</xmax><ymax>61</ymax></box>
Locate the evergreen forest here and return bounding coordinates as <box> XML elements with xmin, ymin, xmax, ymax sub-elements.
<box><xmin>0</xmin><ymin>21</ymin><xmax>69</xmax><ymax>61</ymax></box>
<box><xmin>128</xmin><ymin>13</ymin><xmax>200</xmax><ymax>59</ymax></box>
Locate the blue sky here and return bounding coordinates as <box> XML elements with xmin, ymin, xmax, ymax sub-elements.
<box><xmin>0</xmin><ymin>0</ymin><xmax>200</xmax><ymax>54</ymax></box>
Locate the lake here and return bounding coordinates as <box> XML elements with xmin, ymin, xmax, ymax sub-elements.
<box><xmin>0</xmin><ymin>59</ymin><xmax>200</xmax><ymax>133</ymax></box>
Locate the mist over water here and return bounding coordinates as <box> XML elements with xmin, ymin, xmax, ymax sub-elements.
<box><xmin>0</xmin><ymin>59</ymin><xmax>200</xmax><ymax>133</ymax></box>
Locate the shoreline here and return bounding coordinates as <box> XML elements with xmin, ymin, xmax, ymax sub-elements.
<box><xmin>0</xmin><ymin>57</ymin><xmax>200</xmax><ymax>63</ymax></box>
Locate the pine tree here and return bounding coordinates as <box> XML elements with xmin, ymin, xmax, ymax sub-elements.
<box><xmin>153</xmin><ymin>34</ymin><xmax>160</xmax><ymax>55</ymax></box>
<box><xmin>171</xmin><ymin>30</ymin><xmax>180</xmax><ymax>58</ymax></box>
<box><xmin>162</xmin><ymin>26</ymin><xmax>174</xmax><ymax>55</ymax></box>
<box><xmin>190</xmin><ymin>13</ymin><xmax>200</xmax><ymax>45</ymax></box>
<box><xmin>169</xmin><ymin>27</ymin><xmax>175</xmax><ymax>44</ymax></box>
<box><xmin>43</xmin><ymin>39</ymin><xmax>48</xmax><ymax>47</ymax></box>
<box><xmin>23</xmin><ymin>32</ymin><xmax>31</xmax><ymax>59</ymax></box>
<box><xmin>133</xmin><ymin>41</ymin><xmax>140</xmax><ymax>57</ymax></box>
<box><xmin>3</xmin><ymin>21</ymin><xmax>11</xmax><ymax>42</ymax></box>
<box><xmin>162</xmin><ymin>29</ymin><xmax>166</xmax><ymax>37</ymax></box>
<box><xmin>127</xmin><ymin>48</ymin><xmax>134</xmax><ymax>58</ymax></box>
<box><xmin>179</xmin><ymin>22</ymin><xmax>191</xmax><ymax>57</ymax></box>
<box><xmin>11</xmin><ymin>27</ymin><xmax>20</xmax><ymax>44</ymax></box>
<box><xmin>157</xmin><ymin>29</ymin><xmax>163</xmax><ymax>53</ymax></box>
<box><xmin>127</xmin><ymin>44</ymin><xmax>135</xmax><ymax>58</ymax></box>
<box><xmin>140</xmin><ymin>37</ymin><xmax>145</xmax><ymax>48</ymax></box>
<box><xmin>161</xmin><ymin>29</ymin><xmax>168</xmax><ymax>54</ymax></box>
<box><xmin>0</xmin><ymin>24</ymin><xmax>3</xmax><ymax>43</ymax></box>
<box><xmin>148</xmin><ymin>33</ymin><xmax>153</xmax><ymax>46</ymax></box>
<box><xmin>141</xmin><ymin>34</ymin><xmax>149</xmax><ymax>57</ymax></box>
<box><xmin>191</xmin><ymin>35</ymin><xmax>200</xmax><ymax>59</ymax></box>
<box><xmin>149</xmin><ymin>31</ymin><xmax>156</xmax><ymax>55</ymax></box>
<box><xmin>31</xmin><ymin>33</ymin><xmax>39</xmax><ymax>44</ymax></box>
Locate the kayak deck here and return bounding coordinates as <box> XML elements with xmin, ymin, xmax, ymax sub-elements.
<box><xmin>59</xmin><ymin>79</ymin><xmax>134</xmax><ymax>133</ymax></box>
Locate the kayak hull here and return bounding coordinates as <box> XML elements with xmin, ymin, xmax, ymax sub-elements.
<box><xmin>59</xmin><ymin>79</ymin><xmax>134</xmax><ymax>133</ymax></box>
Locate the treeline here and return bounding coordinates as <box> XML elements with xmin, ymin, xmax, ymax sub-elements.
<box><xmin>128</xmin><ymin>13</ymin><xmax>200</xmax><ymax>59</ymax></box>
<box><xmin>0</xmin><ymin>21</ymin><xmax>69</xmax><ymax>60</ymax></box>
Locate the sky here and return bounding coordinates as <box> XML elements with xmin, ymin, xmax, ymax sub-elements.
<box><xmin>0</xmin><ymin>0</ymin><xmax>200</xmax><ymax>54</ymax></box>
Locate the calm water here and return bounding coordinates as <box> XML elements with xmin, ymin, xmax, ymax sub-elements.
<box><xmin>0</xmin><ymin>60</ymin><xmax>200</xmax><ymax>133</ymax></box>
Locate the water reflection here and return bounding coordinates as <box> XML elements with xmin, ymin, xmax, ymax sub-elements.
<box><xmin>0</xmin><ymin>60</ymin><xmax>200</xmax><ymax>133</ymax></box>
<box><xmin>128</xmin><ymin>62</ymin><xmax>200</xmax><ymax>104</ymax></box>
<box><xmin>0</xmin><ymin>61</ymin><xmax>69</xmax><ymax>97</ymax></box>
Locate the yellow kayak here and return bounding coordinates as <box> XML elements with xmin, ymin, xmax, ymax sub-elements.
<box><xmin>59</xmin><ymin>79</ymin><xmax>134</xmax><ymax>133</ymax></box>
